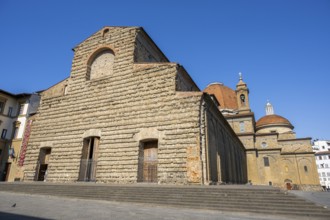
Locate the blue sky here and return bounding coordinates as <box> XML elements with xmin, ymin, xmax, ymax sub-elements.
<box><xmin>1</xmin><ymin>0</ymin><xmax>329</xmax><ymax>140</ymax></box>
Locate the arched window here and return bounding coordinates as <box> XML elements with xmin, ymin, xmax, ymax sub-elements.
<box><xmin>240</xmin><ymin>94</ymin><xmax>246</xmax><ymax>106</ymax></box>
<box><xmin>87</xmin><ymin>49</ymin><xmax>115</xmax><ymax>80</ymax></box>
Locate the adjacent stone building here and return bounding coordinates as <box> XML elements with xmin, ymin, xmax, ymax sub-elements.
<box><xmin>22</xmin><ymin>27</ymin><xmax>247</xmax><ymax>185</ymax></box>
<box><xmin>204</xmin><ymin>75</ymin><xmax>320</xmax><ymax>190</ymax></box>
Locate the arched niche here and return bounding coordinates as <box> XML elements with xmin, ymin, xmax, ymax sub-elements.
<box><xmin>86</xmin><ymin>48</ymin><xmax>115</xmax><ymax>80</ymax></box>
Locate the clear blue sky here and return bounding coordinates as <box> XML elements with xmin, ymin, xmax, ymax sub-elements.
<box><xmin>1</xmin><ymin>0</ymin><xmax>329</xmax><ymax>140</ymax></box>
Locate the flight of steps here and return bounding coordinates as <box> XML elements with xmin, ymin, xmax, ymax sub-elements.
<box><xmin>1</xmin><ymin>182</ymin><xmax>329</xmax><ymax>219</ymax></box>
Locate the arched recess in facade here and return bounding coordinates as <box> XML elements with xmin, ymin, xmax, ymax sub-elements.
<box><xmin>78</xmin><ymin>129</ymin><xmax>101</xmax><ymax>182</ymax></box>
<box><xmin>86</xmin><ymin>46</ymin><xmax>116</xmax><ymax>80</ymax></box>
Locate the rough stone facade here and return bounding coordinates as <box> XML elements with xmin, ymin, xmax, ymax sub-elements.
<box><xmin>23</xmin><ymin>27</ymin><xmax>247</xmax><ymax>185</ymax></box>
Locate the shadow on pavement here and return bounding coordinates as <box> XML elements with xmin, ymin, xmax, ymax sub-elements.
<box><xmin>0</xmin><ymin>212</ymin><xmax>50</xmax><ymax>220</ymax></box>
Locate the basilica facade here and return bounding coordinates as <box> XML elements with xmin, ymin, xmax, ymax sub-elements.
<box><xmin>21</xmin><ymin>27</ymin><xmax>247</xmax><ymax>185</ymax></box>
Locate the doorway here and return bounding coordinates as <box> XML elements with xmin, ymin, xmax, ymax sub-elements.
<box><xmin>78</xmin><ymin>137</ymin><xmax>99</xmax><ymax>182</ymax></box>
<box><xmin>4</xmin><ymin>163</ymin><xmax>11</xmax><ymax>181</ymax></box>
<box><xmin>38</xmin><ymin>164</ymin><xmax>48</xmax><ymax>181</ymax></box>
<box><xmin>138</xmin><ymin>140</ymin><xmax>158</xmax><ymax>183</ymax></box>
<box><xmin>35</xmin><ymin>147</ymin><xmax>51</xmax><ymax>181</ymax></box>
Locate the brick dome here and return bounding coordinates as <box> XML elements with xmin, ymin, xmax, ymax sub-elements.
<box><xmin>204</xmin><ymin>83</ymin><xmax>238</xmax><ymax>110</ymax></box>
<box><xmin>256</xmin><ymin>114</ymin><xmax>293</xmax><ymax>129</ymax></box>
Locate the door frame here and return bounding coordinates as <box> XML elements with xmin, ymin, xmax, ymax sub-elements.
<box><xmin>138</xmin><ymin>140</ymin><xmax>158</xmax><ymax>183</ymax></box>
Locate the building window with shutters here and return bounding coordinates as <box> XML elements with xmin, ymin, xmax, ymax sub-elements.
<box><xmin>0</xmin><ymin>101</ymin><xmax>5</xmax><ymax>114</ymax></box>
<box><xmin>8</xmin><ymin>107</ymin><xmax>13</xmax><ymax>116</ymax></box>
<box><xmin>18</xmin><ymin>103</ymin><xmax>25</xmax><ymax>115</ymax></box>
<box><xmin>1</xmin><ymin>129</ymin><xmax>7</xmax><ymax>139</ymax></box>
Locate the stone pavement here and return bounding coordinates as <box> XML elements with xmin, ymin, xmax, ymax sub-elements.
<box><xmin>0</xmin><ymin>191</ymin><xmax>300</xmax><ymax>220</ymax></box>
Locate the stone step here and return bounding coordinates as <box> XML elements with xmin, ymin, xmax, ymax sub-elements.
<box><xmin>0</xmin><ymin>184</ymin><xmax>290</xmax><ymax>195</ymax></box>
<box><xmin>52</xmin><ymin>193</ymin><xmax>324</xmax><ymax>211</ymax></box>
<box><xmin>0</xmin><ymin>187</ymin><xmax>307</xmax><ymax>201</ymax></box>
<box><xmin>12</xmin><ymin>190</ymin><xmax>312</xmax><ymax>204</ymax></box>
<box><xmin>1</xmin><ymin>182</ymin><xmax>329</xmax><ymax>219</ymax></box>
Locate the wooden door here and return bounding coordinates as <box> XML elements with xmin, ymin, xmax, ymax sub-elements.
<box><xmin>286</xmin><ymin>182</ymin><xmax>292</xmax><ymax>190</ymax></box>
<box><xmin>143</xmin><ymin>141</ymin><xmax>158</xmax><ymax>183</ymax></box>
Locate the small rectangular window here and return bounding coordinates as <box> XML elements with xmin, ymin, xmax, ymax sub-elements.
<box><xmin>264</xmin><ymin>157</ymin><xmax>270</xmax><ymax>167</ymax></box>
<box><xmin>1</xmin><ymin>129</ymin><xmax>7</xmax><ymax>139</ymax></box>
<box><xmin>304</xmin><ymin>166</ymin><xmax>308</xmax><ymax>172</ymax></box>
<box><xmin>19</xmin><ymin>103</ymin><xmax>25</xmax><ymax>115</ymax></box>
<box><xmin>8</xmin><ymin>107</ymin><xmax>13</xmax><ymax>116</ymax></box>
<box><xmin>0</xmin><ymin>101</ymin><xmax>4</xmax><ymax>114</ymax></box>
<box><xmin>319</xmin><ymin>156</ymin><xmax>322</xmax><ymax>160</ymax></box>
<box><xmin>64</xmin><ymin>85</ymin><xmax>68</xmax><ymax>95</ymax></box>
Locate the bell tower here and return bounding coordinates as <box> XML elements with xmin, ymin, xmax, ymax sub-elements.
<box><xmin>236</xmin><ymin>72</ymin><xmax>251</xmax><ymax>113</ymax></box>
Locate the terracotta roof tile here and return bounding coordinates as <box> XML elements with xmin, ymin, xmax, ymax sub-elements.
<box><xmin>204</xmin><ymin>83</ymin><xmax>238</xmax><ymax>110</ymax></box>
<box><xmin>256</xmin><ymin>114</ymin><xmax>293</xmax><ymax>128</ymax></box>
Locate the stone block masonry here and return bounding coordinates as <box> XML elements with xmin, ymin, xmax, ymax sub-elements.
<box><xmin>23</xmin><ymin>27</ymin><xmax>247</xmax><ymax>185</ymax></box>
